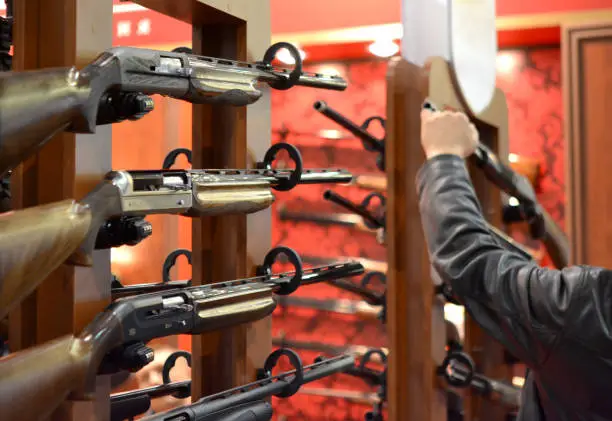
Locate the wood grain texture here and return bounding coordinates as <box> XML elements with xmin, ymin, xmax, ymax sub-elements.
<box><xmin>0</xmin><ymin>200</ymin><xmax>92</xmax><ymax>320</ymax></box>
<box><xmin>130</xmin><ymin>0</ymin><xmax>272</xmax><ymax>399</ymax></box>
<box><xmin>9</xmin><ymin>1</ymin><xmax>113</xmax><ymax>420</ymax></box>
<box><xmin>386</xmin><ymin>57</ymin><xmax>445</xmax><ymax>421</ymax></box>
<box><xmin>563</xmin><ymin>22</ymin><xmax>612</xmax><ymax>266</ymax></box>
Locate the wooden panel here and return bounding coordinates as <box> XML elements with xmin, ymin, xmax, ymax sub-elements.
<box><xmin>386</xmin><ymin>57</ymin><xmax>446</xmax><ymax>421</ymax></box>
<box><xmin>386</xmin><ymin>56</ymin><xmax>513</xmax><ymax>421</ymax></box>
<box><xmin>563</xmin><ymin>22</ymin><xmax>612</xmax><ymax>265</ymax></box>
<box><xmin>9</xmin><ymin>1</ymin><xmax>113</xmax><ymax>420</ymax></box>
<box><xmin>133</xmin><ymin>0</ymin><xmax>272</xmax><ymax>399</ymax></box>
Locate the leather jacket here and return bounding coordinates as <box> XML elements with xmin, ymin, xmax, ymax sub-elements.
<box><xmin>417</xmin><ymin>155</ymin><xmax>612</xmax><ymax>421</ymax></box>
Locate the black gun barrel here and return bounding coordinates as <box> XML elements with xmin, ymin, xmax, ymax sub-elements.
<box><xmin>111</xmin><ymin>381</ymin><xmax>191</xmax><ymax>421</ymax></box>
<box><xmin>323</xmin><ymin>190</ymin><xmax>383</xmax><ymax>228</ymax></box>
<box><xmin>313</xmin><ymin>101</ymin><xmax>384</xmax><ymax>152</ymax></box>
<box><xmin>326</xmin><ymin>277</ymin><xmax>385</xmax><ymax>306</ymax></box>
<box><xmin>291</xmin><ymin>261</ymin><xmax>365</xmax><ymax>288</ymax></box>
<box><xmin>144</xmin><ymin>354</ymin><xmax>355</xmax><ymax>421</ymax></box>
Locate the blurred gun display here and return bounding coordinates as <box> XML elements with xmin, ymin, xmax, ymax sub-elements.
<box><xmin>297</xmin><ymin>255</ymin><xmax>388</xmax><ymax>273</ymax></box>
<box><xmin>314</xmin><ymin>101</ymin><xmax>386</xmax><ymax>171</ymax></box>
<box><xmin>0</xmin><ymin>247</ymin><xmax>364</xmax><ymax>421</ymax></box>
<box><xmin>278</xmin><ymin>205</ymin><xmax>378</xmax><ymax>236</ymax></box>
<box><xmin>324</xmin><ymin>189</ymin><xmax>385</xmax><ymax>243</ymax></box>
<box><xmin>0</xmin><ymin>43</ymin><xmax>346</xmax><ymax>178</ymax></box>
<box><xmin>423</xmin><ymin>100</ymin><xmax>569</xmax><ymax>268</ymax></box>
<box><xmin>437</xmin><ymin>350</ymin><xmax>521</xmax><ymax>409</ymax></box>
<box><xmin>141</xmin><ymin>349</ymin><xmax>356</xmax><ymax>421</ymax></box>
<box><xmin>273</xmin><ymin>333</ymin><xmax>388</xmax><ymax>362</ymax></box>
<box><xmin>276</xmin><ymin>295</ymin><xmax>383</xmax><ymax>322</ymax></box>
<box><xmin>0</xmin><ymin>142</ymin><xmax>352</xmax><ymax>320</ymax></box>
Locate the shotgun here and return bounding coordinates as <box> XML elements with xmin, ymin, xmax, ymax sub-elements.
<box><xmin>0</xmin><ymin>43</ymin><xmax>346</xmax><ymax>177</ymax></box>
<box><xmin>111</xmin><ymin>381</ymin><xmax>191</xmax><ymax>421</ymax></box>
<box><xmin>0</xmin><ymin>249</ymin><xmax>364</xmax><ymax>421</ymax></box>
<box><xmin>272</xmin><ymin>333</ymin><xmax>388</xmax><ymax>361</ymax></box>
<box><xmin>0</xmin><ymin>142</ymin><xmax>352</xmax><ymax>320</ymax></box>
<box><xmin>423</xmin><ymin>100</ymin><xmax>569</xmax><ymax>268</ymax></box>
<box><xmin>141</xmin><ymin>351</ymin><xmax>356</xmax><ymax>421</ymax></box>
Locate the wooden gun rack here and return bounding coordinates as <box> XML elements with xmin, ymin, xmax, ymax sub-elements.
<box><xmin>385</xmin><ymin>57</ymin><xmax>513</xmax><ymax>421</ymax></box>
<box><xmin>10</xmin><ymin>1</ymin><xmax>271</xmax><ymax>420</ymax></box>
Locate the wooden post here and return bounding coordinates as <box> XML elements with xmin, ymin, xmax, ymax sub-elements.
<box><xmin>386</xmin><ymin>56</ymin><xmax>512</xmax><ymax>421</ymax></box>
<box><xmin>133</xmin><ymin>0</ymin><xmax>272</xmax><ymax>398</ymax></box>
<box><xmin>9</xmin><ymin>0</ymin><xmax>114</xmax><ymax>420</ymax></box>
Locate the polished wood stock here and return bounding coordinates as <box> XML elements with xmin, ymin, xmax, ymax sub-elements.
<box><xmin>0</xmin><ymin>200</ymin><xmax>92</xmax><ymax>319</ymax></box>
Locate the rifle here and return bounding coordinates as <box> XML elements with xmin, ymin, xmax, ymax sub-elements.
<box><xmin>423</xmin><ymin>100</ymin><xmax>569</xmax><ymax>268</ymax></box>
<box><xmin>0</xmin><ymin>142</ymin><xmax>352</xmax><ymax>320</ymax></box>
<box><xmin>0</xmin><ymin>247</ymin><xmax>364</xmax><ymax>421</ymax></box>
<box><xmin>324</xmin><ymin>189</ymin><xmax>385</xmax><ymax>243</ymax></box>
<box><xmin>296</xmin><ymin>255</ymin><xmax>388</xmax><ymax>273</ymax></box>
<box><xmin>111</xmin><ymin>380</ymin><xmax>191</xmax><ymax>421</ymax></box>
<box><xmin>313</xmin><ymin>101</ymin><xmax>386</xmax><ymax>171</ymax></box>
<box><xmin>141</xmin><ymin>349</ymin><xmax>356</xmax><ymax>421</ymax></box>
<box><xmin>0</xmin><ymin>43</ymin><xmax>346</xmax><ymax>178</ymax></box>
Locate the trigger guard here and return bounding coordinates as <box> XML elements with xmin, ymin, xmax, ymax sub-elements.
<box><xmin>440</xmin><ymin>352</ymin><xmax>475</xmax><ymax>388</ymax></box>
<box><xmin>162</xmin><ymin>148</ymin><xmax>192</xmax><ymax>169</ymax></box>
<box><xmin>261</xmin><ymin>42</ymin><xmax>303</xmax><ymax>91</ymax></box>
<box><xmin>256</xmin><ymin>246</ymin><xmax>303</xmax><ymax>295</ymax></box>
<box><xmin>162</xmin><ymin>351</ymin><xmax>192</xmax><ymax>398</ymax></box>
<box><xmin>262</xmin><ymin>143</ymin><xmax>303</xmax><ymax>192</ymax></box>
<box><xmin>360</xmin><ymin>116</ymin><xmax>386</xmax><ymax>151</ymax></box>
<box><xmin>162</xmin><ymin>249</ymin><xmax>192</xmax><ymax>284</ymax></box>
<box><xmin>263</xmin><ymin>348</ymin><xmax>303</xmax><ymax>398</ymax></box>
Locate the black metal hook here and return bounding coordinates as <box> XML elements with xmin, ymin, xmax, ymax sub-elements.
<box><xmin>438</xmin><ymin>351</ymin><xmax>476</xmax><ymax>388</ymax></box>
<box><xmin>257</xmin><ymin>142</ymin><xmax>304</xmax><ymax>192</ymax></box>
<box><xmin>262</xmin><ymin>348</ymin><xmax>304</xmax><ymax>398</ymax></box>
<box><xmin>260</xmin><ymin>42</ymin><xmax>303</xmax><ymax>91</ymax></box>
<box><xmin>255</xmin><ymin>246</ymin><xmax>303</xmax><ymax>295</ymax></box>
<box><xmin>359</xmin><ymin>116</ymin><xmax>386</xmax><ymax>152</ymax></box>
<box><xmin>162</xmin><ymin>148</ymin><xmax>192</xmax><ymax>170</ymax></box>
<box><xmin>162</xmin><ymin>249</ymin><xmax>192</xmax><ymax>284</ymax></box>
<box><xmin>162</xmin><ymin>351</ymin><xmax>192</xmax><ymax>399</ymax></box>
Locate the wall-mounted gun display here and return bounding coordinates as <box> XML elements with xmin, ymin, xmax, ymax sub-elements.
<box><xmin>324</xmin><ymin>189</ymin><xmax>386</xmax><ymax>243</ymax></box>
<box><xmin>0</xmin><ymin>142</ymin><xmax>352</xmax><ymax>320</ymax></box>
<box><xmin>278</xmin><ymin>205</ymin><xmax>379</xmax><ymax>237</ymax></box>
<box><xmin>314</xmin><ymin>101</ymin><xmax>386</xmax><ymax>171</ymax></box>
<box><xmin>0</xmin><ymin>247</ymin><xmax>363</xmax><ymax>421</ymax></box>
<box><xmin>272</xmin><ymin>333</ymin><xmax>388</xmax><ymax>362</ymax></box>
<box><xmin>276</xmin><ymin>295</ymin><xmax>383</xmax><ymax>322</ymax></box>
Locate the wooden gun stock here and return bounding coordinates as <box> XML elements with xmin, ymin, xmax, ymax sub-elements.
<box><xmin>0</xmin><ymin>200</ymin><xmax>92</xmax><ymax>319</ymax></box>
<box><xmin>0</xmin><ymin>68</ymin><xmax>88</xmax><ymax>177</ymax></box>
<box><xmin>0</xmin><ymin>335</ymin><xmax>89</xmax><ymax>421</ymax></box>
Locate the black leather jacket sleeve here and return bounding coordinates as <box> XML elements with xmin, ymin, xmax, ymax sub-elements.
<box><xmin>417</xmin><ymin>154</ymin><xmax>612</xmax><ymax>368</ymax></box>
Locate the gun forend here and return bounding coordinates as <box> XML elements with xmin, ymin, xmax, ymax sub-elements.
<box><xmin>105</xmin><ymin>167</ymin><xmax>352</xmax><ymax>218</ymax></box>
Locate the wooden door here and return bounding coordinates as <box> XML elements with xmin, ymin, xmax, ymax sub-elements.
<box><xmin>564</xmin><ymin>22</ymin><xmax>612</xmax><ymax>265</ymax></box>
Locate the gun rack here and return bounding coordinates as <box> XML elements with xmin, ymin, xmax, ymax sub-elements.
<box><xmin>385</xmin><ymin>57</ymin><xmax>512</xmax><ymax>421</ymax></box>
<box><xmin>9</xmin><ymin>1</ymin><xmax>272</xmax><ymax>420</ymax></box>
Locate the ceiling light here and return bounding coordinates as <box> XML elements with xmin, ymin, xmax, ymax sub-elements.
<box><xmin>496</xmin><ymin>52</ymin><xmax>517</xmax><ymax>75</ymax></box>
<box><xmin>276</xmin><ymin>47</ymin><xmax>306</xmax><ymax>65</ymax></box>
<box><xmin>368</xmin><ymin>39</ymin><xmax>399</xmax><ymax>58</ymax></box>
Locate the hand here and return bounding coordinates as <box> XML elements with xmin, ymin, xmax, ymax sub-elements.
<box><xmin>420</xmin><ymin>109</ymin><xmax>479</xmax><ymax>159</ymax></box>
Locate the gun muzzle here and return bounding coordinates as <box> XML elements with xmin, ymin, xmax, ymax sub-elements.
<box><xmin>313</xmin><ymin>101</ymin><xmax>384</xmax><ymax>152</ymax></box>
<box><xmin>297</xmin><ymin>169</ymin><xmax>353</xmax><ymax>185</ymax></box>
